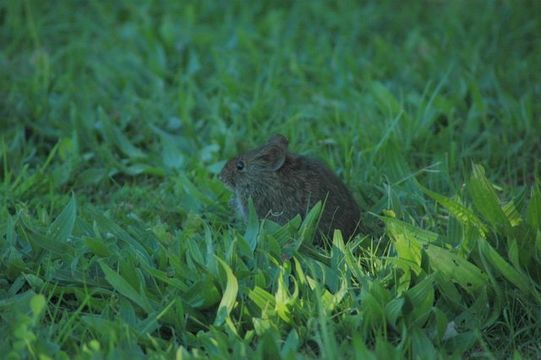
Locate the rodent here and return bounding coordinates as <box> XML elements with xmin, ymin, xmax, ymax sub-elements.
<box><xmin>219</xmin><ymin>134</ymin><xmax>361</xmax><ymax>242</ymax></box>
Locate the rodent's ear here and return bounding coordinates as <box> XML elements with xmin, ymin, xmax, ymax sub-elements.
<box><xmin>267</xmin><ymin>134</ymin><xmax>289</xmax><ymax>151</ymax></box>
<box><xmin>255</xmin><ymin>143</ymin><xmax>286</xmax><ymax>171</ymax></box>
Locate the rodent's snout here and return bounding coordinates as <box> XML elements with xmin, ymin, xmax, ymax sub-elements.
<box><xmin>219</xmin><ymin>171</ymin><xmax>234</xmax><ymax>190</ymax></box>
<box><xmin>217</xmin><ymin>163</ymin><xmax>230</xmax><ymax>186</ymax></box>
<box><xmin>218</xmin><ymin>170</ymin><xmax>226</xmax><ymax>184</ymax></box>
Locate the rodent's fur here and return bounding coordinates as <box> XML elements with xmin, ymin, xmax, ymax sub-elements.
<box><xmin>219</xmin><ymin>134</ymin><xmax>361</xmax><ymax>241</ymax></box>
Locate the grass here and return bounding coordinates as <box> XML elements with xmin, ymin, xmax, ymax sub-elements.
<box><xmin>1</xmin><ymin>0</ymin><xmax>541</xmax><ymax>358</ymax></box>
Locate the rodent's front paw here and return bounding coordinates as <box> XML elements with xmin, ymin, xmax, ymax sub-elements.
<box><xmin>267</xmin><ymin>209</ymin><xmax>285</xmax><ymax>218</ymax></box>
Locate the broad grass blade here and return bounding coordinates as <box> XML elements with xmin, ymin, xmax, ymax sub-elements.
<box><xmin>421</xmin><ymin>186</ymin><xmax>487</xmax><ymax>237</ymax></box>
<box><xmin>244</xmin><ymin>198</ymin><xmax>259</xmax><ymax>253</ymax></box>
<box><xmin>99</xmin><ymin>260</ymin><xmax>152</xmax><ymax>313</ymax></box>
<box><xmin>468</xmin><ymin>164</ymin><xmax>510</xmax><ymax>230</ymax></box>
<box><xmin>298</xmin><ymin>201</ymin><xmax>322</xmax><ymax>247</ymax></box>
<box><xmin>527</xmin><ymin>183</ymin><xmax>541</xmax><ymax>231</ymax></box>
<box><xmin>214</xmin><ymin>257</ymin><xmax>238</xmax><ymax>326</ymax></box>
<box><xmin>478</xmin><ymin>238</ymin><xmax>538</xmax><ymax>298</ymax></box>
<box><xmin>424</xmin><ymin>244</ymin><xmax>487</xmax><ymax>293</ymax></box>
<box><xmin>48</xmin><ymin>194</ymin><xmax>77</xmax><ymax>244</ymax></box>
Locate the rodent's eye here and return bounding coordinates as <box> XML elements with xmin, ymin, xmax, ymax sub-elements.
<box><xmin>236</xmin><ymin>160</ymin><xmax>245</xmax><ymax>171</ymax></box>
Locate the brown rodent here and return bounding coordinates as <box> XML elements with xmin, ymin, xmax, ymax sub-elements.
<box><xmin>219</xmin><ymin>134</ymin><xmax>361</xmax><ymax>242</ymax></box>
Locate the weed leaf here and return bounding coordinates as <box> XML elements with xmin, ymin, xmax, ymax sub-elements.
<box><xmin>214</xmin><ymin>257</ymin><xmax>239</xmax><ymax>326</ymax></box>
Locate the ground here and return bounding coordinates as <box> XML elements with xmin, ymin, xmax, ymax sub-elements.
<box><xmin>1</xmin><ymin>1</ymin><xmax>541</xmax><ymax>358</ymax></box>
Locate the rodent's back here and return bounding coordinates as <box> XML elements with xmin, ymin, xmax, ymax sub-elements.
<box><xmin>274</xmin><ymin>154</ymin><xmax>361</xmax><ymax>240</ymax></box>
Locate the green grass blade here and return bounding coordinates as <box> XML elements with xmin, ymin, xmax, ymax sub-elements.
<box><xmin>214</xmin><ymin>257</ymin><xmax>239</xmax><ymax>326</ymax></box>
<box><xmin>527</xmin><ymin>183</ymin><xmax>541</xmax><ymax>231</ymax></box>
<box><xmin>244</xmin><ymin>198</ymin><xmax>259</xmax><ymax>253</ymax></box>
<box><xmin>19</xmin><ymin>217</ymin><xmax>73</xmax><ymax>256</ymax></box>
<box><xmin>138</xmin><ymin>261</ymin><xmax>188</xmax><ymax>292</ymax></box>
<box><xmin>478</xmin><ymin>238</ymin><xmax>538</xmax><ymax>299</ymax></box>
<box><xmin>248</xmin><ymin>286</ymin><xmax>276</xmax><ymax>312</ymax></box>
<box><xmin>83</xmin><ymin>236</ymin><xmax>112</xmax><ymax>257</ymax></box>
<box><xmin>87</xmin><ymin>208</ymin><xmax>151</xmax><ymax>264</ymax></box>
<box><xmin>425</xmin><ymin>244</ymin><xmax>488</xmax><ymax>293</ymax></box>
<box><xmin>99</xmin><ymin>260</ymin><xmax>152</xmax><ymax>313</ymax></box>
<box><xmin>47</xmin><ymin>194</ymin><xmax>76</xmax><ymax>244</ymax></box>
<box><xmin>384</xmin><ymin>216</ymin><xmax>440</xmax><ymax>244</ymax></box>
<box><xmin>405</xmin><ymin>275</ymin><xmax>434</xmax><ymax>325</ymax></box>
<box><xmin>468</xmin><ymin>164</ymin><xmax>510</xmax><ymax>230</ymax></box>
<box><xmin>421</xmin><ymin>186</ymin><xmax>488</xmax><ymax>237</ymax></box>
<box><xmin>184</xmin><ymin>278</ymin><xmax>221</xmax><ymax>310</ymax></box>
<box><xmin>384</xmin><ymin>216</ymin><xmax>439</xmax><ymax>283</ymax></box>
<box><xmin>502</xmin><ymin>200</ymin><xmax>522</xmax><ymax>227</ymax></box>
<box><xmin>298</xmin><ymin>200</ymin><xmax>323</xmax><ymax>247</ymax></box>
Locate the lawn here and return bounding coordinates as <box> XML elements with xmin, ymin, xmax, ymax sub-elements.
<box><xmin>1</xmin><ymin>0</ymin><xmax>541</xmax><ymax>358</ymax></box>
